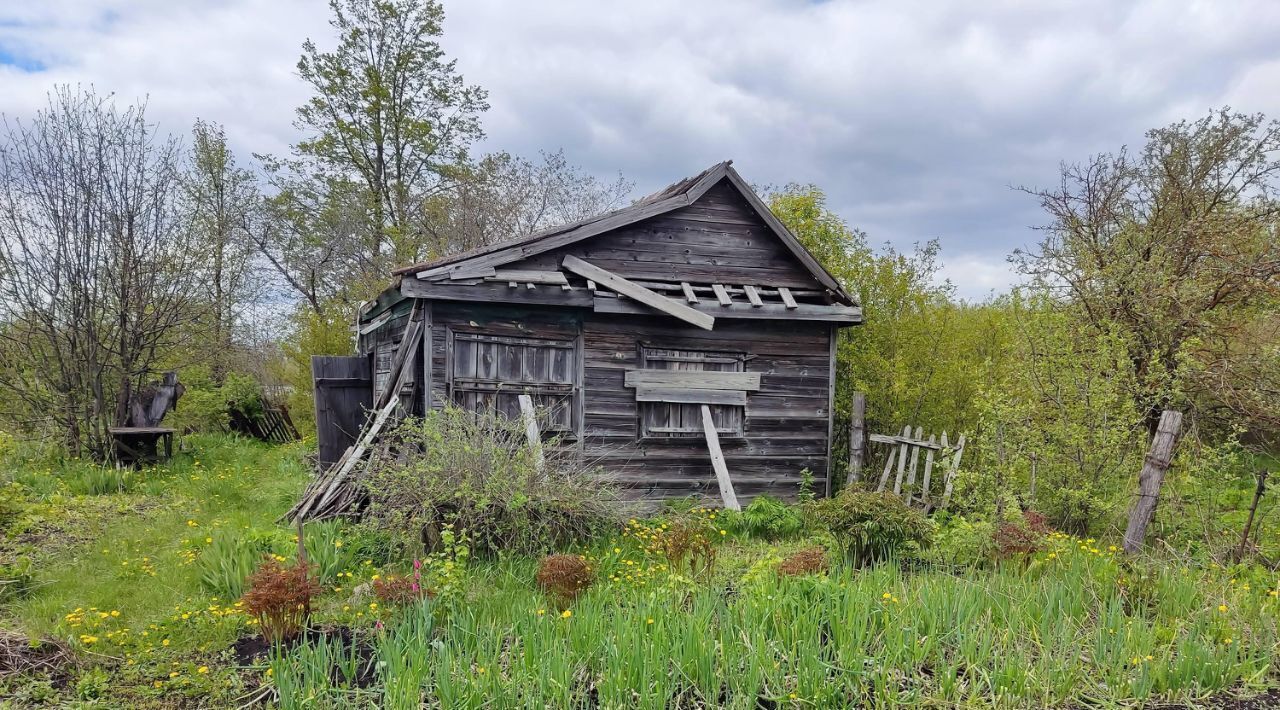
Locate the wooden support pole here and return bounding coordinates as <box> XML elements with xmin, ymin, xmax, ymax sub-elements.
<box><xmin>1122</xmin><ymin>410</ymin><xmax>1183</xmax><ymax>554</ymax></box>
<box><xmin>701</xmin><ymin>404</ymin><xmax>740</xmax><ymax>510</ymax></box>
<box><xmin>847</xmin><ymin>392</ymin><xmax>866</xmax><ymax>483</ymax></box>
<box><xmin>517</xmin><ymin>394</ymin><xmax>545</xmax><ymax>478</ymax></box>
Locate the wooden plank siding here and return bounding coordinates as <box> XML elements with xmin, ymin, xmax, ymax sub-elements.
<box><xmin>503</xmin><ymin>181</ymin><xmax>825</xmax><ymax>290</ymax></box>
<box><xmin>580</xmin><ymin>314</ymin><xmax>833</xmax><ymax>502</ymax></box>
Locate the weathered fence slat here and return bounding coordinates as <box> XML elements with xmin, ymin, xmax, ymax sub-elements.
<box><xmin>893</xmin><ymin>425</ymin><xmax>910</xmax><ymax>495</ymax></box>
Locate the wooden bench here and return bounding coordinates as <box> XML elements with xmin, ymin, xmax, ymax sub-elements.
<box><xmin>108</xmin><ymin>427</ymin><xmax>175</xmax><ymax>466</ymax></box>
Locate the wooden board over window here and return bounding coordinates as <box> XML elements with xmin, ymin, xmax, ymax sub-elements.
<box><xmin>638</xmin><ymin>346</ymin><xmax>746</xmax><ymax>438</ymax></box>
<box><xmin>448</xmin><ymin>331</ymin><xmax>577</xmax><ymax>433</ymax></box>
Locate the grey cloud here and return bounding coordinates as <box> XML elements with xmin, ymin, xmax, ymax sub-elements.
<box><xmin>5</xmin><ymin>0</ymin><xmax>1280</xmax><ymax>299</ymax></box>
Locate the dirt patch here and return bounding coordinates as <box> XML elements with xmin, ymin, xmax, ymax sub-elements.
<box><xmin>0</xmin><ymin>630</ymin><xmax>77</xmax><ymax>685</ymax></box>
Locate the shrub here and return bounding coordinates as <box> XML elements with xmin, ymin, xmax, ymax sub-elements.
<box><xmin>1042</xmin><ymin>486</ymin><xmax>1106</xmax><ymax>536</ymax></box>
<box><xmin>726</xmin><ymin>495</ymin><xmax>805</xmax><ymax>540</ymax></box>
<box><xmin>535</xmin><ymin>554</ymin><xmax>594</xmax><ymax>604</ymax></box>
<box><xmin>777</xmin><ymin>547</ymin><xmax>828</xmax><ymax>577</ymax></box>
<box><xmin>242</xmin><ymin>558</ymin><xmax>322</xmax><ymax>644</ymax></box>
<box><xmin>373</xmin><ymin>569</ymin><xmax>433</xmax><ymax>607</ymax></box>
<box><xmin>994</xmin><ymin>509</ymin><xmax>1053</xmax><ymax>559</ymax></box>
<box><xmin>654</xmin><ymin>514</ymin><xmax>718</xmax><ymax>576</ymax></box>
<box><xmin>930</xmin><ymin>514</ymin><xmax>997</xmax><ymax>567</ymax></box>
<box><xmin>362</xmin><ymin>408</ymin><xmax>622</xmax><ymax>557</ymax></box>
<box><xmin>809</xmin><ymin>491</ymin><xmax>933</xmax><ymax>567</ymax></box>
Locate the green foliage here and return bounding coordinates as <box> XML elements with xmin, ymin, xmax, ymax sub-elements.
<box><xmin>769</xmin><ymin>186</ymin><xmax>1004</xmax><ymax>487</ymax></box>
<box><xmin>809</xmin><ymin>490</ymin><xmax>933</xmax><ymax>566</ymax></box>
<box><xmin>929</xmin><ymin>514</ymin><xmax>997</xmax><ymax>568</ymax></box>
<box><xmin>724</xmin><ymin>495</ymin><xmax>805</xmax><ymax>540</ymax></box>
<box><xmin>273</xmin><ymin>304</ymin><xmax>355</xmax><ymax>437</ymax></box>
<box><xmin>0</xmin><ymin>556</ymin><xmax>34</xmax><ymax>602</ymax></box>
<box><xmin>302</xmin><ymin>519</ymin><xmax>366</xmax><ymax>584</ymax></box>
<box><xmin>197</xmin><ymin>529</ymin><xmax>282</xmax><ymax>599</ymax></box>
<box><xmin>362</xmin><ymin>408</ymin><xmax>622</xmax><ymax>557</ymax></box>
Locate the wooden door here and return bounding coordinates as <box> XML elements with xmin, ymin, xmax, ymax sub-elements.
<box><xmin>311</xmin><ymin>355</ymin><xmax>373</xmax><ymax>470</ymax></box>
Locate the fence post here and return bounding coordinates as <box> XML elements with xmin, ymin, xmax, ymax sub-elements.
<box><xmin>1122</xmin><ymin>410</ymin><xmax>1183</xmax><ymax>554</ymax></box>
<box><xmin>847</xmin><ymin>393</ymin><xmax>866</xmax><ymax>484</ymax></box>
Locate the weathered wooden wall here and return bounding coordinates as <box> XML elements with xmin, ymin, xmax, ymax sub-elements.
<box><xmin>409</xmin><ymin>301</ymin><xmax>832</xmax><ymax>503</ymax></box>
<box><xmin>581</xmin><ymin>313</ymin><xmax>832</xmax><ymax>501</ymax></box>
<box><xmin>505</xmin><ymin>180</ymin><xmax>825</xmax><ymax>290</ymax></box>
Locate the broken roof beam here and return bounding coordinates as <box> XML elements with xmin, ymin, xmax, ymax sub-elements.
<box><xmin>561</xmin><ymin>254</ymin><xmax>715</xmax><ymax>330</ymax></box>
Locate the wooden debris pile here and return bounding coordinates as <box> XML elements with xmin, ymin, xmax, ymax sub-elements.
<box><xmin>287</xmin><ymin>303</ymin><xmax>424</xmax><ymax>522</ymax></box>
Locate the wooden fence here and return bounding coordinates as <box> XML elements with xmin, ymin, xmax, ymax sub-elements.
<box><xmin>846</xmin><ymin>393</ymin><xmax>966</xmax><ymax>512</ymax></box>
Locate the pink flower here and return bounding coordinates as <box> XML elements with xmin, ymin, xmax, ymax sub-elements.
<box><xmin>375</xmin><ymin>620</ymin><xmax>384</xmax><ymax>630</ymax></box>
<box><xmin>413</xmin><ymin>559</ymin><xmax>422</xmax><ymax>570</ymax></box>
<box><xmin>411</xmin><ymin>583</ymin><xmax>420</xmax><ymax>593</ymax></box>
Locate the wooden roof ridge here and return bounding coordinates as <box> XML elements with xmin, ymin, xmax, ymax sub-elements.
<box><xmin>392</xmin><ymin>160</ymin><xmax>856</xmax><ymax>306</ymax></box>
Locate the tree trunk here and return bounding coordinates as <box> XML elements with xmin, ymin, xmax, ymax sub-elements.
<box><xmin>1122</xmin><ymin>409</ymin><xmax>1183</xmax><ymax>554</ymax></box>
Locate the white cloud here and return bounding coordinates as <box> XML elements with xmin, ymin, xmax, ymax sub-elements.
<box><xmin>2</xmin><ymin>0</ymin><xmax>1279</xmax><ymax>295</ymax></box>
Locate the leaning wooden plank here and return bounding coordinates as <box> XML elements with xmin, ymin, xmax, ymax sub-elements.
<box><xmin>624</xmin><ymin>369</ymin><xmax>761</xmax><ymax>391</ymax></box>
<box><xmin>295</xmin><ymin>310</ymin><xmax>423</xmax><ymax>520</ymax></box>
<box><xmin>920</xmin><ymin>433</ymin><xmax>937</xmax><ymax>505</ymax></box>
<box><xmin>743</xmin><ymin>284</ymin><xmax>764</xmax><ymax>307</ymax></box>
<box><xmin>701</xmin><ymin>404</ymin><xmax>740</xmax><ymax>511</ymax></box>
<box><xmin>490</xmin><ymin>269</ymin><xmax>568</xmax><ymax>285</ymax></box>
<box><xmin>712</xmin><ymin>284</ymin><xmax>732</xmax><ymax>306</ymax></box>
<box><xmin>1122</xmin><ymin>410</ymin><xmax>1182</xmax><ymax>554</ymax></box>
<box><xmin>892</xmin><ymin>425</ymin><xmax>911</xmax><ymax>496</ymax></box>
<box><xmin>681</xmin><ymin>282</ymin><xmax>698</xmax><ymax>303</ymax></box>
<box><xmin>562</xmin><ymin>255</ymin><xmax>715</xmax><ymax>330</ymax></box>
<box><xmin>876</xmin><ymin>448</ymin><xmax>896</xmax><ymax>492</ymax></box>
<box><xmin>357</xmin><ymin>309</ymin><xmax>393</xmax><ymax>335</ymax></box>
<box><xmin>905</xmin><ymin>426</ymin><xmax>923</xmax><ymax>493</ymax></box>
<box><xmin>517</xmin><ymin>394</ymin><xmax>545</xmax><ymax>478</ymax></box>
<box><xmin>634</xmin><ymin>386</ymin><xmax>747</xmax><ymax>406</ymax></box>
<box><xmin>778</xmin><ymin>287</ymin><xmax>799</xmax><ymax>309</ymax></box>
<box><xmin>939</xmin><ymin>434</ymin><xmax>965</xmax><ymax>511</ymax></box>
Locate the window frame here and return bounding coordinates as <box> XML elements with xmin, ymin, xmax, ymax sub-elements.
<box><xmin>636</xmin><ymin>344</ymin><xmax>747</xmax><ymax>441</ymax></box>
<box><xmin>445</xmin><ymin>329</ymin><xmax>580</xmax><ymax>438</ymax></box>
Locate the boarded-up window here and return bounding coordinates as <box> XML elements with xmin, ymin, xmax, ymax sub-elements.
<box><xmin>639</xmin><ymin>346</ymin><xmax>745</xmax><ymax>438</ymax></box>
<box><xmin>448</xmin><ymin>332</ymin><xmax>576</xmax><ymax>433</ymax></box>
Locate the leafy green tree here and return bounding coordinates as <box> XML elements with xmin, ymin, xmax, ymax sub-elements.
<box><xmin>769</xmin><ymin>186</ymin><xmax>1003</xmax><ymax>484</ymax></box>
<box><xmin>1016</xmin><ymin>109</ymin><xmax>1280</xmax><ymax>436</ymax></box>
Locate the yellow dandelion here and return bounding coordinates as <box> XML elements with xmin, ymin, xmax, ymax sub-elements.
<box><xmin>561</xmin><ymin>609</ymin><xmax>572</xmax><ymax>619</ymax></box>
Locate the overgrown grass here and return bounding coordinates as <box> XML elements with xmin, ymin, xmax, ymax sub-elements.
<box><xmin>1</xmin><ymin>435</ymin><xmax>1279</xmax><ymax>707</ymax></box>
<box><xmin>263</xmin><ymin>533</ymin><xmax>1280</xmax><ymax>708</ymax></box>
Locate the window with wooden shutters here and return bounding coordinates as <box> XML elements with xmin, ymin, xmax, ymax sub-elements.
<box><xmin>638</xmin><ymin>346</ymin><xmax>745</xmax><ymax>438</ymax></box>
<box><xmin>447</xmin><ymin>332</ymin><xmax>576</xmax><ymax>433</ymax></box>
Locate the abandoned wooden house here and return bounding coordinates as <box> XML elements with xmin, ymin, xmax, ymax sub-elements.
<box><xmin>301</xmin><ymin>161</ymin><xmax>861</xmax><ymax>520</ymax></box>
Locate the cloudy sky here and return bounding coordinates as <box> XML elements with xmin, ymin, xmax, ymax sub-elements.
<box><xmin>3</xmin><ymin>0</ymin><xmax>1279</xmax><ymax>299</ymax></box>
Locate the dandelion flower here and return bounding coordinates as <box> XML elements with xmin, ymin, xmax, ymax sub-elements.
<box><xmin>1219</xmin><ymin>604</ymin><xmax>1228</xmax><ymax>613</ymax></box>
<box><xmin>197</xmin><ymin>666</ymin><xmax>208</xmax><ymax>674</ymax></box>
<box><xmin>561</xmin><ymin>609</ymin><xmax>572</xmax><ymax>619</ymax></box>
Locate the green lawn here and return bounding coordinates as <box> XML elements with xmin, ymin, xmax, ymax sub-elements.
<box><xmin>2</xmin><ymin>435</ymin><xmax>1279</xmax><ymax>708</ymax></box>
